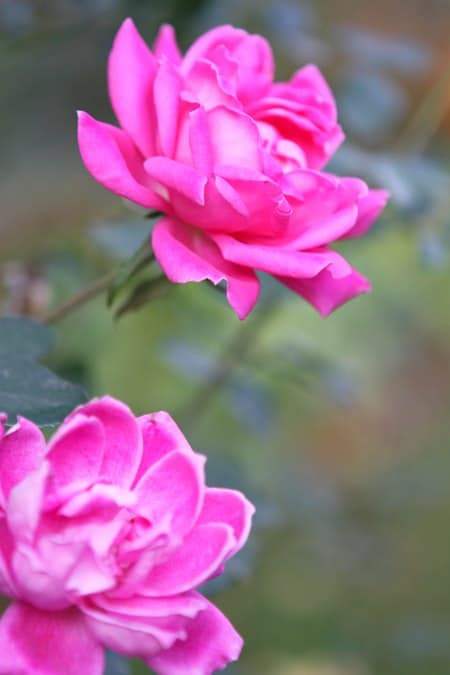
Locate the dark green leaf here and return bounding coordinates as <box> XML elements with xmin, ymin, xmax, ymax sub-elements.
<box><xmin>0</xmin><ymin>316</ymin><xmax>54</xmax><ymax>357</ymax></box>
<box><xmin>0</xmin><ymin>317</ymin><xmax>86</xmax><ymax>427</ymax></box>
<box><xmin>114</xmin><ymin>276</ymin><xmax>171</xmax><ymax>319</ymax></box>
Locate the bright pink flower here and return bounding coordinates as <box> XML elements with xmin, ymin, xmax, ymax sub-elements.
<box><xmin>0</xmin><ymin>399</ymin><xmax>254</xmax><ymax>674</ymax></box>
<box><xmin>78</xmin><ymin>20</ymin><xmax>388</xmax><ymax>319</ymax></box>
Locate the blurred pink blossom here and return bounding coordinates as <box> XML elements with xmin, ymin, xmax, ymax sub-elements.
<box><xmin>78</xmin><ymin>20</ymin><xmax>388</xmax><ymax>319</ymax></box>
<box><xmin>0</xmin><ymin>397</ymin><xmax>254</xmax><ymax>674</ymax></box>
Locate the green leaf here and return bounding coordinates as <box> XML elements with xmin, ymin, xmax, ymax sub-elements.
<box><xmin>0</xmin><ymin>317</ymin><xmax>86</xmax><ymax>427</ymax></box>
<box><xmin>114</xmin><ymin>275</ymin><xmax>171</xmax><ymax>319</ymax></box>
<box><xmin>0</xmin><ymin>316</ymin><xmax>54</xmax><ymax>357</ymax></box>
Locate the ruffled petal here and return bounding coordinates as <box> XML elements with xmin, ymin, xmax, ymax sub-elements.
<box><xmin>66</xmin><ymin>397</ymin><xmax>142</xmax><ymax>489</ymax></box>
<box><xmin>77</xmin><ymin>112</ymin><xmax>165</xmax><ymax>210</ymax></box>
<box><xmin>0</xmin><ymin>603</ymin><xmax>104</xmax><ymax>675</ymax></box>
<box><xmin>141</xmin><ymin>523</ymin><xmax>235</xmax><ymax>596</ymax></box>
<box><xmin>46</xmin><ymin>414</ymin><xmax>105</xmax><ymax>492</ymax></box>
<box><xmin>134</xmin><ymin>450</ymin><xmax>205</xmax><ymax>539</ymax></box>
<box><xmin>277</xmin><ymin>265</ymin><xmax>371</xmax><ymax>316</ymax></box>
<box><xmin>152</xmin><ymin>217</ymin><xmax>260</xmax><ymax>319</ymax></box>
<box><xmin>0</xmin><ymin>417</ymin><xmax>45</xmax><ymax>506</ymax></box>
<box><xmin>148</xmin><ymin>599</ymin><xmax>243</xmax><ymax>675</ymax></box>
<box><xmin>197</xmin><ymin>488</ymin><xmax>254</xmax><ymax>557</ymax></box>
<box><xmin>108</xmin><ymin>18</ymin><xmax>157</xmax><ymax>156</ymax></box>
<box><xmin>342</xmin><ymin>189</ymin><xmax>389</xmax><ymax>239</ymax></box>
<box><xmin>212</xmin><ymin>233</ymin><xmax>351</xmax><ymax>279</ymax></box>
<box><xmin>134</xmin><ymin>412</ymin><xmax>194</xmax><ymax>486</ymax></box>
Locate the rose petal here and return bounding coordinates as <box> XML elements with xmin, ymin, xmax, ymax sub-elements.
<box><xmin>108</xmin><ymin>18</ymin><xmax>157</xmax><ymax>156</ymax></box>
<box><xmin>134</xmin><ymin>412</ymin><xmax>193</xmax><ymax>486</ymax></box>
<box><xmin>197</xmin><ymin>487</ymin><xmax>255</xmax><ymax>557</ymax></box>
<box><xmin>0</xmin><ymin>417</ymin><xmax>46</xmax><ymax>506</ymax></box>
<box><xmin>77</xmin><ymin>112</ymin><xmax>165</xmax><ymax>210</ymax></box>
<box><xmin>153</xmin><ymin>217</ymin><xmax>261</xmax><ymax>319</ymax></box>
<box><xmin>277</xmin><ymin>265</ymin><xmax>371</xmax><ymax>316</ymax></box>
<box><xmin>46</xmin><ymin>414</ymin><xmax>105</xmax><ymax>491</ymax></box>
<box><xmin>66</xmin><ymin>397</ymin><xmax>142</xmax><ymax>489</ymax></box>
<box><xmin>153</xmin><ymin>24</ymin><xmax>182</xmax><ymax>65</ymax></box>
<box><xmin>148</xmin><ymin>599</ymin><xmax>243</xmax><ymax>675</ymax></box>
<box><xmin>0</xmin><ymin>603</ymin><xmax>104</xmax><ymax>675</ymax></box>
<box><xmin>141</xmin><ymin>523</ymin><xmax>235</xmax><ymax>596</ymax></box>
<box><xmin>134</xmin><ymin>450</ymin><xmax>205</xmax><ymax>539</ymax></box>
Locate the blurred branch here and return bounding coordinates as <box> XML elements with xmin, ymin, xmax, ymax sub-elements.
<box><xmin>395</xmin><ymin>56</ymin><xmax>450</xmax><ymax>154</ymax></box>
<box><xmin>40</xmin><ymin>245</ymin><xmax>155</xmax><ymax>324</ymax></box>
<box><xmin>40</xmin><ymin>269</ymin><xmax>117</xmax><ymax>324</ymax></box>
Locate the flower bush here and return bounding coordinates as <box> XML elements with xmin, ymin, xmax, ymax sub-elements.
<box><xmin>78</xmin><ymin>20</ymin><xmax>388</xmax><ymax>319</ymax></box>
<box><xmin>0</xmin><ymin>397</ymin><xmax>254</xmax><ymax>674</ymax></box>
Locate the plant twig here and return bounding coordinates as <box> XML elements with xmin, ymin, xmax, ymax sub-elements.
<box><xmin>40</xmin><ymin>269</ymin><xmax>118</xmax><ymax>324</ymax></box>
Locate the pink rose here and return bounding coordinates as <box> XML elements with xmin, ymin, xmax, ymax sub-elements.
<box><xmin>78</xmin><ymin>20</ymin><xmax>388</xmax><ymax>319</ymax></box>
<box><xmin>0</xmin><ymin>398</ymin><xmax>254</xmax><ymax>674</ymax></box>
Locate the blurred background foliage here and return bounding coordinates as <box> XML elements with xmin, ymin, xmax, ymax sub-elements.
<box><xmin>1</xmin><ymin>0</ymin><xmax>450</xmax><ymax>673</ymax></box>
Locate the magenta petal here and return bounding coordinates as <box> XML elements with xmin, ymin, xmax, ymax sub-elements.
<box><xmin>212</xmin><ymin>233</ymin><xmax>351</xmax><ymax>279</ymax></box>
<box><xmin>152</xmin><ymin>217</ymin><xmax>261</xmax><ymax>319</ymax></box>
<box><xmin>7</xmin><ymin>462</ymin><xmax>49</xmax><ymax>542</ymax></box>
<box><xmin>66</xmin><ymin>397</ymin><xmax>142</xmax><ymax>489</ymax></box>
<box><xmin>207</xmin><ymin>106</ymin><xmax>262</xmax><ymax>171</ymax></box>
<box><xmin>153</xmin><ymin>24</ymin><xmax>182</xmax><ymax>65</ymax></box>
<box><xmin>0</xmin><ymin>603</ymin><xmax>104</xmax><ymax>675</ymax></box>
<box><xmin>142</xmin><ymin>523</ymin><xmax>235</xmax><ymax>596</ymax></box>
<box><xmin>197</xmin><ymin>488</ymin><xmax>255</xmax><ymax>557</ymax></box>
<box><xmin>148</xmin><ymin>599</ymin><xmax>243</xmax><ymax>675</ymax></box>
<box><xmin>77</xmin><ymin>112</ymin><xmax>164</xmax><ymax>210</ymax></box>
<box><xmin>342</xmin><ymin>189</ymin><xmax>389</xmax><ymax>239</ymax></box>
<box><xmin>46</xmin><ymin>414</ymin><xmax>104</xmax><ymax>491</ymax></box>
<box><xmin>0</xmin><ymin>417</ymin><xmax>45</xmax><ymax>505</ymax></box>
<box><xmin>134</xmin><ymin>412</ymin><xmax>194</xmax><ymax>486</ymax></box>
<box><xmin>134</xmin><ymin>450</ymin><xmax>205</xmax><ymax>539</ymax></box>
<box><xmin>0</xmin><ymin>517</ymin><xmax>16</xmax><ymax>597</ymax></box>
<box><xmin>277</xmin><ymin>266</ymin><xmax>371</xmax><ymax>316</ymax></box>
<box><xmin>81</xmin><ymin>600</ymin><xmax>188</xmax><ymax>659</ymax></box>
<box><xmin>153</xmin><ymin>60</ymin><xmax>182</xmax><ymax>158</ymax></box>
<box><xmin>144</xmin><ymin>157</ymin><xmax>207</xmax><ymax>205</ymax></box>
<box><xmin>108</xmin><ymin>18</ymin><xmax>156</xmax><ymax>156</ymax></box>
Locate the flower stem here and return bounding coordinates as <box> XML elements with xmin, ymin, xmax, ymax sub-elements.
<box><xmin>41</xmin><ymin>269</ymin><xmax>118</xmax><ymax>324</ymax></box>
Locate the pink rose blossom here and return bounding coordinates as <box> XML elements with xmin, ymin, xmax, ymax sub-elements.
<box><xmin>0</xmin><ymin>398</ymin><xmax>254</xmax><ymax>674</ymax></box>
<box><xmin>78</xmin><ymin>20</ymin><xmax>388</xmax><ymax>319</ymax></box>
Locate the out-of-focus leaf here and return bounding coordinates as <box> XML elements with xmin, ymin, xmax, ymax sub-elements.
<box><xmin>0</xmin><ymin>316</ymin><xmax>54</xmax><ymax>357</ymax></box>
<box><xmin>162</xmin><ymin>339</ymin><xmax>216</xmax><ymax>381</ymax></box>
<box><xmin>337</xmin><ymin>69</ymin><xmax>408</xmax><ymax>140</ymax></box>
<box><xmin>418</xmin><ymin>231</ymin><xmax>449</xmax><ymax>269</ymax></box>
<box><xmin>227</xmin><ymin>378</ymin><xmax>275</xmax><ymax>435</ymax></box>
<box><xmin>335</xmin><ymin>25</ymin><xmax>433</xmax><ymax>76</ymax></box>
<box><xmin>0</xmin><ymin>317</ymin><xmax>86</xmax><ymax>426</ymax></box>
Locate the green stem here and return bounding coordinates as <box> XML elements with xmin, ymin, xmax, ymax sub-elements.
<box><xmin>41</xmin><ymin>269</ymin><xmax>118</xmax><ymax>324</ymax></box>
